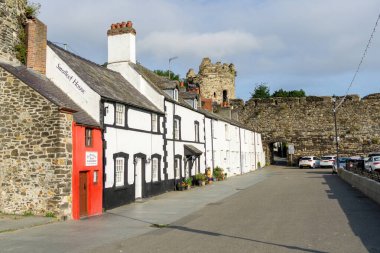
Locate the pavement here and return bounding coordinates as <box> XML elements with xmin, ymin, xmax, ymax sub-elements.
<box><xmin>0</xmin><ymin>214</ymin><xmax>55</xmax><ymax>233</ymax></box>
<box><xmin>0</xmin><ymin>168</ymin><xmax>269</xmax><ymax>253</ymax></box>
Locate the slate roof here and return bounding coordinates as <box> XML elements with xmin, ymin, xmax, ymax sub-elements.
<box><xmin>180</xmin><ymin>91</ymin><xmax>198</xmax><ymax>100</ymax></box>
<box><xmin>48</xmin><ymin>41</ymin><xmax>163</xmax><ymax>114</ymax></box>
<box><xmin>0</xmin><ymin>62</ymin><xmax>99</xmax><ymax>127</ymax></box>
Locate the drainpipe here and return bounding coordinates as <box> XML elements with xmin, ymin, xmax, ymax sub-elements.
<box><xmin>211</xmin><ymin>119</ymin><xmax>215</xmax><ymax>170</ymax></box>
<box><xmin>254</xmin><ymin>132</ymin><xmax>257</xmax><ymax>170</ymax></box>
<box><xmin>239</xmin><ymin>127</ymin><xmax>243</xmax><ymax>175</ymax></box>
<box><xmin>173</xmin><ymin>103</ymin><xmax>176</xmax><ymax>188</ymax></box>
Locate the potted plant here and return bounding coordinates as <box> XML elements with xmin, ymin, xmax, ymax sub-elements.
<box><xmin>194</xmin><ymin>173</ymin><xmax>206</xmax><ymax>186</ymax></box>
<box><xmin>184</xmin><ymin>178</ymin><xmax>192</xmax><ymax>190</ymax></box>
<box><xmin>213</xmin><ymin>167</ymin><xmax>224</xmax><ymax>181</ymax></box>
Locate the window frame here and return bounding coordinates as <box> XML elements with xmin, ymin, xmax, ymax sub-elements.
<box><xmin>113</xmin><ymin>152</ymin><xmax>129</xmax><ymax>188</ymax></box>
<box><xmin>115</xmin><ymin>103</ymin><xmax>125</xmax><ymax>127</ymax></box>
<box><xmin>151</xmin><ymin>154</ymin><xmax>161</xmax><ymax>182</ymax></box>
<box><xmin>85</xmin><ymin>128</ymin><xmax>93</xmax><ymax>147</ymax></box>
<box><xmin>174</xmin><ymin>155</ymin><xmax>182</xmax><ymax>179</ymax></box>
<box><xmin>151</xmin><ymin>113</ymin><xmax>158</xmax><ymax>132</ymax></box>
<box><xmin>194</xmin><ymin>121</ymin><xmax>199</xmax><ymax>142</ymax></box>
<box><xmin>174</xmin><ymin>116</ymin><xmax>181</xmax><ymax>140</ymax></box>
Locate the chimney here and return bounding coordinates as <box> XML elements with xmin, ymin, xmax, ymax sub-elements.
<box><xmin>107</xmin><ymin>21</ymin><xmax>136</xmax><ymax>64</ymax></box>
<box><xmin>26</xmin><ymin>18</ymin><xmax>47</xmax><ymax>74</ymax></box>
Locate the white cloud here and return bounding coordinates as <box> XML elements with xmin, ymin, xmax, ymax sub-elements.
<box><xmin>139</xmin><ymin>31</ymin><xmax>283</xmax><ymax>59</ymax></box>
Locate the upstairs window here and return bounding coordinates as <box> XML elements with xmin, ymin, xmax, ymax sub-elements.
<box><xmin>174</xmin><ymin>117</ymin><xmax>181</xmax><ymax>140</ymax></box>
<box><xmin>194</xmin><ymin>121</ymin><xmax>199</xmax><ymax>142</ymax></box>
<box><xmin>85</xmin><ymin>128</ymin><xmax>92</xmax><ymax>147</ymax></box>
<box><xmin>193</xmin><ymin>99</ymin><xmax>198</xmax><ymax>110</ymax></box>
<box><xmin>115</xmin><ymin>103</ymin><xmax>125</xmax><ymax>126</ymax></box>
<box><xmin>173</xmin><ymin>89</ymin><xmax>179</xmax><ymax>101</ymax></box>
<box><xmin>152</xmin><ymin>114</ymin><xmax>158</xmax><ymax>132</ymax></box>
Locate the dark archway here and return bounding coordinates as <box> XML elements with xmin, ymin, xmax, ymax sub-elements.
<box><xmin>269</xmin><ymin>141</ymin><xmax>289</xmax><ymax>166</ymax></box>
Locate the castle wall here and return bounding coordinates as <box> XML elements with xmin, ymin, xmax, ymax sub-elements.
<box><xmin>239</xmin><ymin>94</ymin><xmax>380</xmax><ymax>164</ymax></box>
<box><xmin>0</xmin><ymin>0</ymin><xmax>27</xmax><ymax>63</ymax></box>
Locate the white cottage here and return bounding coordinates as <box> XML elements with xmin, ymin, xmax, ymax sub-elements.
<box><xmin>46</xmin><ymin>42</ymin><xmax>167</xmax><ymax>209</ymax></box>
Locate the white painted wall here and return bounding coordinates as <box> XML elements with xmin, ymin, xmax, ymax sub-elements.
<box><xmin>128</xmin><ymin>108</ymin><xmax>151</xmax><ymax>131</ymax></box>
<box><xmin>108</xmin><ymin>33</ymin><xmax>136</xmax><ymax>64</ymax></box>
<box><xmin>104</xmin><ymin>128</ymin><xmax>164</xmax><ymax>188</ymax></box>
<box><xmin>46</xmin><ymin>46</ymin><xmax>101</xmax><ymax>123</ymax></box>
<box><xmin>107</xmin><ymin>62</ymin><xmax>165</xmax><ymax>111</ymax></box>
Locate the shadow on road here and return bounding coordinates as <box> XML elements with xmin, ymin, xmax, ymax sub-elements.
<box><xmin>322</xmin><ymin>174</ymin><xmax>380</xmax><ymax>253</ymax></box>
<box><xmin>166</xmin><ymin>225</ymin><xmax>328</xmax><ymax>253</ymax></box>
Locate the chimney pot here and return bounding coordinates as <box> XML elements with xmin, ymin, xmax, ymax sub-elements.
<box><xmin>121</xmin><ymin>22</ymin><xmax>127</xmax><ymax>28</ymax></box>
<box><xmin>126</xmin><ymin>21</ymin><xmax>133</xmax><ymax>28</ymax></box>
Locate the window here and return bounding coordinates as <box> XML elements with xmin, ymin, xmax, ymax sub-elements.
<box><xmin>174</xmin><ymin>117</ymin><xmax>181</xmax><ymax>140</ymax></box>
<box><xmin>212</xmin><ymin>120</ymin><xmax>216</xmax><ymax>139</ymax></box>
<box><xmin>152</xmin><ymin>158</ymin><xmax>159</xmax><ymax>181</ymax></box>
<box><xmin>115</xmin><ymin>103</ymin><xmax>125</xmax><ymax>126</ymax></box>
<box><xmin>174</xmin><ymin>157</ymin><xmax>181</xmax><ymax>179</ymax></box>
<box><xmin>194</xmin><ymin>121</ymin><xmax>199</xmax><ymax>142</ymax></box>
<box><xmin>115</xmin><ymin>157</ymin><xmax>125</xmax><ymax>187</ymax></box>
<box><xmin>173</xmin><ymin>89</ymin><xmax>178</xmax><ymax>101</ymax></box>
<box><xmin>85</xmin><ymin>128</ymin><xmax>92</xmax><ymax>147</ymax></box>
<box><xmin>225</xmin><ymin>124</ymin><xmax>229</xmax><ymax>140</ymax></box>
<box><xmin>193</xmin><ymin>99</ymin><xmax>198</xmax><ymax>110</ymax></box>
<box><xmin>152</xmin><ymin>114</ymin><xmax>158</xmax><ymax>132</ymax></box>
<box><xmin>93</xmin><ymin>170</ymin><xmax>98</xmax><ymax>183</ymax></box>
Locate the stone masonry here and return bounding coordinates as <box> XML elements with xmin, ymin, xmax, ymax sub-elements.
<box><xmin>187</xmin><ymin>58</ymin><xmax>236</xmax><ymax>105</ymax></box>
<box><xmin>238</xmin><ymin>94</ymin><xmax>380</xmax><ymax>164</ymax></box>
<box><xmin>0</xmin><ymin>0</ymin><xmax>27</xmax><ymax>63</ymax></box>
<box><xmin>0</xmin><ymin>68</ymin><xmax>73</xmax><ymax>218</ymax></box>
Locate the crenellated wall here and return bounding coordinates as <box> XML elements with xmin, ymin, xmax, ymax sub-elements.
<box><xmin>187</xmin><ymin>58</ymin><xmax>236</xmax><ymax>105</ymax></box>
<box><xmin>0</xmin><ymin>0</ymin><xmax>27</xmax><ymax>63</ymax></box>
<box><xmin>238</xmin><ymin>94</ymin><xmax>380</xmax><ymax>164</ymax></box>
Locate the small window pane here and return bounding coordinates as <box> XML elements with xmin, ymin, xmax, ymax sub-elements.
<box><xmin>152</xmin><ymin>158</ymin><xmax>159</xmax><ymax>181</ymax></box>
<box><xmin>85</xmin><ymin>128</ymin><xmax>92</xmax><ymax>147</ymax></box>
<box><xmin>115</xmin><ymin>104</ymin><xmax>125</xmax><ymax>126</ymax></box>
<box><xmin>152</xmin><ymin>114</ymin><xmax>158</xmax><ymax>132</ymax></box>
<box><xmin>115</xmin><ymin>157</ymin><xmax>124</xmax><ymax>187</ymax></box>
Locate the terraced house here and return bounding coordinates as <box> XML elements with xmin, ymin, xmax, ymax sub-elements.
<box><xmin>0</xmin><ymin>3</ymin><xmax>265</xmax><ymax>220</ymax></box>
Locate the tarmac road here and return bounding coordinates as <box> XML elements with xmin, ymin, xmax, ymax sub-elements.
<box><xmin>92</xmin><ymin>166</ymin><xmax>380</xmax><ymax>253</ymax></box>
<box><xmin>1</xmin><ymin>166</ymin><xmax>380</xmax><ymax>253</ymax></box>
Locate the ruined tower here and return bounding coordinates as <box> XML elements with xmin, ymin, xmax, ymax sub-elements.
<box><xmin>187</xmin><ymin>58</ymin><xmax>236</xmax><ymax>106</ymax></box>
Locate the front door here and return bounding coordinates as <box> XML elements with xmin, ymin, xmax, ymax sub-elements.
<box><xmin>135</xmin><ymin>158</ymin><xmax>142</xmax><ymax>199</ymax></box>
<box><xmin>79</xmin><ymin>172</ymin><xmax>88</xmax><ymax>217</ymax></box>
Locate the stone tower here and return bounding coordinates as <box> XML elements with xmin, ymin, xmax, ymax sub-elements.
<box><xmin>187</xmin><ymin>57</ymin><xmax>236</xmax><ymax>106</ymax></box>
<box><xmin>0</xmin><ymin>0</ymin><xmax>27</xmax><ymax>63</ymax></box>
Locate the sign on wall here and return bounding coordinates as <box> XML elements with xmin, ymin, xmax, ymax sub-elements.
<box><xmin>86</xmin><ymin>152</ymin><xmax>98</xmax><ymax>166</ymax></box>
<box><xmin>288</xmin><ymin>144</ymin><xmax>295</xmax><ymax>155</ymax></box>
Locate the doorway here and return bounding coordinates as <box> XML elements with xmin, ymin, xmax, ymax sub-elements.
<box><xmin>135</xmin><ymin>157</ymin><xmax>142</xmax><ymax>199</ymax></box>
<box><xmin>270</xmin><ymin>142</ymin><xmax>288</xmax><ymax>165</ymax></box>
<box><xmin>79</xmin><ymin>172</ymin><xmax>88</xmax><ymax>217</ymax></box>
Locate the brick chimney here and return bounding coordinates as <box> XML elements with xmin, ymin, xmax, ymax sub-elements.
<box><xmin>26</xmin><ymin>18</ymin><xmax>47</xmax><ymax>74</ymax></box>
<box><xmin>107</xmin><ymin>21</ymin><xmax>136</xmax><ymax>64</ymax></box>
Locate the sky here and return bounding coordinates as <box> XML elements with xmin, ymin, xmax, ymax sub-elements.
<box><xmin>36</xmin><ymin>0</ymin><xmax>380</xmax><ymax>101</ymax></box>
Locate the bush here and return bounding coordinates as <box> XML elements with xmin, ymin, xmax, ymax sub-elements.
<box><xmin>213</xmin><ymin>167</ymin><xmax>225</xmax><ymax>181</ymax></box>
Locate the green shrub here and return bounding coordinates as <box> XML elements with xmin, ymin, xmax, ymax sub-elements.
<box><xmin>45</xmin><ymin>212</ymin><xmax>56</xmax><ymax>218</ymax></box>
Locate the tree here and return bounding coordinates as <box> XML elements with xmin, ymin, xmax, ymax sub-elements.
<box><xmin>153</xmin><ymin>70</ymin><xmax>180</xmax><ymax>81</ymax></box>
<box><xmin>272</xmin><ymin>88</ymin><xmax>306</xmax><ymax>97</ymax></box>
<box><xmin>251</xmin><ymin>83</ymin><xmax>270</xmax><ymax>99</ymax></box>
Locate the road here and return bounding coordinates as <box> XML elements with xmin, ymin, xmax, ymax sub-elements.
<box><xmin>93</xmin><ymin>166</ymin><xmax>380</xmax><ymax>253</ymax></box>
<box><xmin>1</xmin><ymin>166</ymin><xmax>380</xmax><ymax>253</ymax></box>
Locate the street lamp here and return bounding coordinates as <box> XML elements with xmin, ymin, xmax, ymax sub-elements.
<box><xmin>332</xmin><ymin>96</ymin><xmax>339</xmax><ymax>163</ymax></box>
<box><xmin>168</xmin><ymin>56</ymin><xmax>178</xmax><ymax>80</ymax></box>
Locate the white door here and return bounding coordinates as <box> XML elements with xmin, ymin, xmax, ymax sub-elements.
<box><xmin>135</xmin><ymin>158</ymin><xmax>142</xmax><ymax>199</ymax></box>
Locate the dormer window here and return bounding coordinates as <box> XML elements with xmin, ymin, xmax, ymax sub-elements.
<box><xmin>193</xmin><ymin>99</ymin><xmax>198</xmax><ymax>110</ymax></box>
<box><xmin>173</xmin><ymin>89</ymin><xmax>178</xmax><ymax>101</ymax></box>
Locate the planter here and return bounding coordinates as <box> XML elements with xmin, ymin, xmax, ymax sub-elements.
<box><xmin>186</xmin><ymin>185</ymin><xmax>191</xmax><ymax>190</ymax></box>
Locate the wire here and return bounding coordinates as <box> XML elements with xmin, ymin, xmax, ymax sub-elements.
<box><xmin>335</xmin><ymin>12</ymin><xmax>380</xmax><ymax>111</ymax></box>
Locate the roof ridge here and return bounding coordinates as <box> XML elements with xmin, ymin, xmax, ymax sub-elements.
<box><xmin>47</xmin><ymin>41</ymin><xmax>121</xmax><ymax>76</ymax></box>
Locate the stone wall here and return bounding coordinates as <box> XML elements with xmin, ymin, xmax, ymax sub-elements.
<box><xmin>187</xmin><ymin>58</ymin><xmax>236</xmax><ymax>105</ymax></box>
<box><xmin>0</xmin><ymin>68</ymin><xmax>73</xmax><ymax>218</ymax></box>
<box><xmin>238</xmin><ymin>94</ymin><xmax>380</xmax><ymax>164</ymax></box>
<box><xmin>0</xmin><ymin>0</ymin><xmax>27</xmax><ymax>63</ymax></box>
